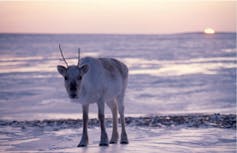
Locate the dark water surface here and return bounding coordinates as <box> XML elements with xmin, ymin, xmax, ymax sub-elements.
<box><xmin>0</xmin><ymin>33</ymin><xmax>236</xmax><ymax>120</ymax></box>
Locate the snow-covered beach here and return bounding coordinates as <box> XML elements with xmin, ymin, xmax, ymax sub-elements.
<box><xmin>0</xmin><ymin>114</ymin><xmax>236</xmax><ymax>153</ymax></box>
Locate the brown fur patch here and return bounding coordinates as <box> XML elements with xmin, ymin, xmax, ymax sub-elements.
<box><xmin>99</xmin><ymin>58</ymin><xmax>117</xmax><ymax>78</ymax></box>
<box><xmin>111</xmin><ymin>58</ymin><xmax>128</xmax><ymax>79</ymax></box>
<box><xmin>99</xmin><ymin>58</ymin><xmax>128</xmax><ymax>79</ymax></box>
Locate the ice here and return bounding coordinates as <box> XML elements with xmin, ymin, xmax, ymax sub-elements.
<box><xmin>0</xmin><ymin>123</ymin><xmax>235</xmax><ymax>153</ymax></box>
<box><xmin>1</xmin><ymin>113</ymin><xmax>236</xmax><ymax>153</ymax></box>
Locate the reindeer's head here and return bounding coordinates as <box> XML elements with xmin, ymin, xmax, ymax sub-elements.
<box><xmin>57</xmin><ymin>45</ymin><xmax>88</xmax><ymax>99</ymax></box>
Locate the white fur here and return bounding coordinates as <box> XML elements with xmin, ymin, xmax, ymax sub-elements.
<box><xmin>76</xmin><ymin>57</ymin><xmax>127</xmax><ymax>105</ymax></box>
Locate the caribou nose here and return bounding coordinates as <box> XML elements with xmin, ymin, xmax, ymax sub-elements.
<box><xmin>70</xmin><ymin>93</ymin><xmax>77</xmax><ymax>99</ymax></box>
<box><xmin>70</xmin><ymin>85</ymin><xmax>77</xmax><ymax>91</ymax></box>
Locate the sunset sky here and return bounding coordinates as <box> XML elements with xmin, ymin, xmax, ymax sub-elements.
<box><xmin>0</xmin><ymin>1</ymin><xmax>236</xmax><ymax>34</ymax></box>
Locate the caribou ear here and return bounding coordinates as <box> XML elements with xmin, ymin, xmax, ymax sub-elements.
<box><xmin>80</xmin><ymin>65</ymin><xmax>89</xmax><ymax>75</ymax></box>
<box><xmin>57</xmin><ymin>65</ymin><xmax>67</xmax><ymax>76</ymax></box>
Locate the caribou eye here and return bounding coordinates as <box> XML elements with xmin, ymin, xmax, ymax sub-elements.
<box><xmin>64</xmin><ymin>76</ymin><xmax>68</xmax><ymax>81</ymax></box>
<box><xmin>77</xmin><ymin>76</ymin><xmax>82</xmax><ymax>80</ymax></box>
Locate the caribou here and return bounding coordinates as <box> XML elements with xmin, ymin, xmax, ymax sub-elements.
<box><xmin>57</xmin><ymin>45</ymin><xmax>129</xmax><ymax>147</ymax></box>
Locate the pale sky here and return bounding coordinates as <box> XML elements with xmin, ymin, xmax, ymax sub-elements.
<box><xmin>0</xmin><ymin>0</ymin><xmax>236</xmax><ymax>34</ymax></box>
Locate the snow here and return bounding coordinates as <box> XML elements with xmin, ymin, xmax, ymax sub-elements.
<box><xmin>0</xmin><ymin>126</ymin><xmax>235</xmax><ymax>153</ymax></box>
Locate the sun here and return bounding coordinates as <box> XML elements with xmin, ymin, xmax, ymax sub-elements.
<box><xmin>204</xmin><ymin>28</ymin><xmax>215</xmax><ymax>34</ymax></box>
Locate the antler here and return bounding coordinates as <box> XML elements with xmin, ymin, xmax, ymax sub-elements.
<box><xmin>77</xmin><ymin>48</ymin><xmax>80</xmax><ymax>66</ymax></box>
<box><xmin>59</xmin><ymin>44</ymin><xmax>68</xmax><ymax>67</ymax></box>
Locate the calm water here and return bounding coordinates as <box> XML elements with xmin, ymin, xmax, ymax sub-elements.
<box><xmin>0</xmin><ymin>33</ymin><xmax>236</xmax><ymax>120</ymax></box>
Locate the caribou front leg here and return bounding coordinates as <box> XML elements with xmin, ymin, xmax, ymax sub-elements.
<box><xmin>78</xmin><ymin>105</ymin><xmax>89</xmax><ymax>147</ymax></box>
<box><xmin>97</xmin><ymin>101</ymin><xmax>109</xmax><ymax>146</ymax></box>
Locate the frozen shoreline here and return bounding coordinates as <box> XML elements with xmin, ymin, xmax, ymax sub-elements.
<box><xmin>0</xmin><ymin>114</ymin><xmax>236</xmax><ymax>153</ymax></box>
<box><xmin>1</xmin><ymin>114</ymin><xmax>235</xmax><ymax>130</ymax></box>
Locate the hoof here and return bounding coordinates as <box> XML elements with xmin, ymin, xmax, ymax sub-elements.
<box><xmin>77</xmin><ymin>140</ymin><xmax>88</xmax><ymax>147</ymax></box>
<box><xmin>99</xmin><ymin>142</ymin><xmax>109</xmax><ymax>146</ymax></box>
<box><xmin>77</xmin><ymin>144</ymin><xmax>87</xmax><ymax>147</ymax></box>
<box><xmin>120</xmin><ymin>139</ymin><xmax>129</xmax><ymax>144</ymax></box>
<box><xmin>110</xmin><ymin>137</ymin><xmax>118</xmax><ymax>144</ymax></box>
<box><xmin>78</xmin><ymin>135</ymin><xmax>88</xmax><ymax>147</ymax></box>
<box><xmin>110</xmin><ymin>140</ymin><xmax>118</xmax><ymax>144</ymax></box>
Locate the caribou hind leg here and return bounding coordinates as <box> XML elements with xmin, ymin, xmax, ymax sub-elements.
<box><xmin>117</xmin><ymin>94</ymin><xmax>129</xmax><ymax>144</ymax></box>
<box><xmin>107</xmin><ymin>100</ymin><xmax>119</xmax><ymax>144</ymax></box>
<box><xmin>97</xmin><ymin>100</ymin><xmax>109</xmax><ymax>146</ymax></box>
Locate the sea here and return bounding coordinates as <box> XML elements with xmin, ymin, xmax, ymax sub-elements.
<box><xmin>0</xmin><ymin>33</ymin><xmax>236</xmax><ymax>152</ymax></box>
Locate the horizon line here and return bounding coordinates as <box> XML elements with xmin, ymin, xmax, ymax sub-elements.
<box><xmin>0</xmin><ymin>31</ymin><xmax>236</xmax><ymax>35</ymax></box>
